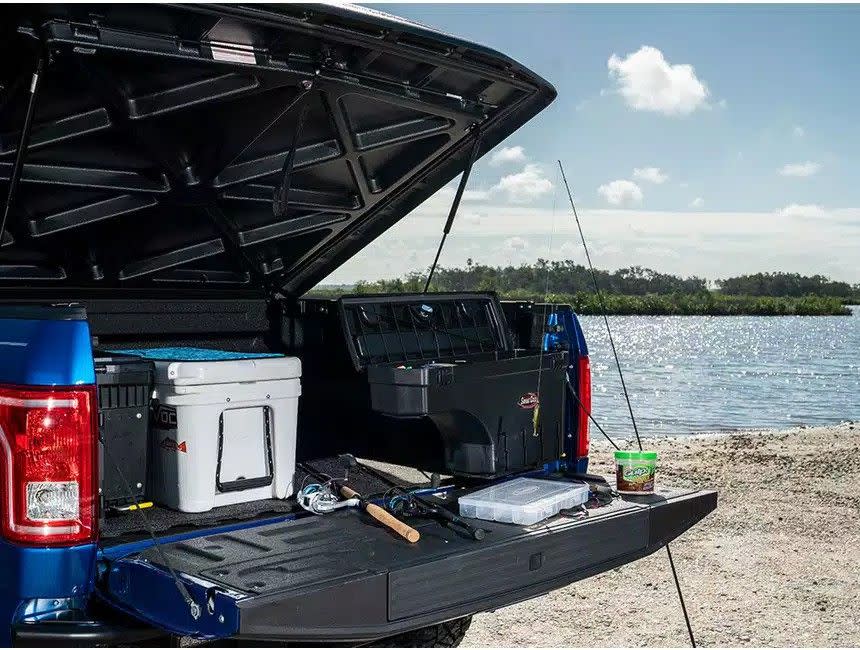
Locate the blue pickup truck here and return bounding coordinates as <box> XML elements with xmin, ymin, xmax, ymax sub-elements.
<box><xmin>0</xmin><ymin>5</ymin><xmax>715</xmax><ymax>646</ymax></box>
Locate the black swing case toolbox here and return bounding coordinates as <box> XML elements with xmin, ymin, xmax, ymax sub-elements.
<box><xmin>291</xmin><ymin>292</ymin><xmax>568</xmax><ymax>477</ymax></box>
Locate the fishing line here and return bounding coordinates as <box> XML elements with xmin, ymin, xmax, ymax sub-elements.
<box><xmin>534</xmin><ymin>164</ymin><xmax>561</xmax><ymax>422</ymax></box>
<box><xmin>100</xmin><ymin>434</ymin><xmax>202</xmax><ymax>620</ymax></box>
<box><xmin>557</xmin><ymin>161</ymin><xmax>642</xmax><ymax>451</ymax></box>
<box><xmin>565</xmin><ymin>383</ymin><xmax>619</xmax><ymax>451</ymax></box>
<box><xmin>557</xmin><ymin>160</ymin><xmax>696</xmax><ymax>648</ymax></box>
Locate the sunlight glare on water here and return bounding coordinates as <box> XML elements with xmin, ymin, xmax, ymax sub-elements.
<box><xmin>579</xmin><ymin>307</ymin><xmax>859</xmax><ymax>437</ymax></box>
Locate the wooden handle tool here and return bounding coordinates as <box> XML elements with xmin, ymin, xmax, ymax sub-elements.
<box><xmin>340</xmin><ymin>484</ymin><xmax>420</xmax><ymax>543</ymax></box>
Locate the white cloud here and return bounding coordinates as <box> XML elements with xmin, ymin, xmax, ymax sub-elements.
<box><xmin>324</xmin><ymin>200</ymin><xmax>860</xmax><ymax>286</ymax></box>
<box><xmin>607</xmin><ymin>45</ymin><xmax>710</xmax><ymax>116</ymax></box>
<box><xmin>776</xmin><ymin>203</ymin><xmax>829</xmax><ymax>219</ymax></box>
<box><xmin>633</xmin><ymin>166</ymin><xmax>669</xmax><ymax>184</ymax></box>
<box><xmin>429</xmin><ymin>185</ymin><xmax>491</xmax><ymax>209</ymax></box>
<box><xmin>489</xmin><ymin>145</ymin><xmax>527</xmax><ymax>167</ymax></box>
<box><xmin>492</xmin><ymin>164</ymin><xmax>554</xmax><ymax>203</ymax></box>
<box><xmin>557</xmin><ymin>241</ymin><xmax>581</xmax><ymax>259</ymax></box>
<box><xmin>690</xmin><ymin>197</ymin><xmax>705</xmax><ymax>208</ymax></box>
<box><xmin>597</xmin><ymin>179</ymin><xmax>644</xmax><ymax>206</ymax></box>
<box><xmin>460</xmin><ymin>209</ymin><xmax>486</xmax><ymax>226</ymax></box>
<box><xmin>462</xmin><ymin>189</ymin><xmax>491</xmax><ymax>201</ymax></box>
<box><xmin>793</xmin><ymin>125</ymin><xmax>805</xmax><ymax>138</ymax></box>
<box><xmin>503</xmin><ymin>236</ymin><xmax>528</xmax><ymax>252</ymax></box>
<box><xmin>575</xmin><ymin>97</ymin><xmax>591</xmax><ymax>112</ymax></box>
<box><xmin>778</xmin><ymin>161</ymin><xmax>821</xmax><ymax>177</ymax></box>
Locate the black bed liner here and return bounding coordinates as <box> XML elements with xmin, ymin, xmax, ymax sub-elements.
<box><xmin>101</xmin><ymin>456</ymin><xmax>414</xmax><ymax>542</ymax></box>
<box><xmin>100</xmin><ymin>486</ymin><xmax>716</xmax><ymax>642</ymax></box>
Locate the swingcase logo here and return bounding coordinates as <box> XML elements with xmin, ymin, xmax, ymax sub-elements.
<box><xmin>518</xmin><ymin>392</ymin><xmax>539</xmax><ymax>409</ymax></box>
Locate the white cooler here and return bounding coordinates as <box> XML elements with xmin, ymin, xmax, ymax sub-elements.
<box><xmin>149</xmin><ymin>356</ymin><xmax>301</xmax><ymax>512</ymax></box>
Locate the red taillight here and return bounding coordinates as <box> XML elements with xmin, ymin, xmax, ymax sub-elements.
<box><xmin>575</xmin><ymin>356</ymin><xmax>591</xmax><ymax>458</ymax></box>
<box><xmin>0</xmin><ymin>385</ymin><xmax>98</xmax><ymax>545</ymax></box>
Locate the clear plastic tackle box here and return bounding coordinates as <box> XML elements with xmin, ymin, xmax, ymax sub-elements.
<box><xmin>458</xmin><ymin>477</ymin><xmax>589</xmax><ymax>525</ymax></box>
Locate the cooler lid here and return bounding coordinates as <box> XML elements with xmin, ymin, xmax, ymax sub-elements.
<box><xmin>0</xmin><ymin>4</ymin><xmax>556</xmax><ymax>298</ymax></box>
<box><xmin>152</xmin><ymin>356</ymin><xmax>301</xmax><ymax>386</ymax></box>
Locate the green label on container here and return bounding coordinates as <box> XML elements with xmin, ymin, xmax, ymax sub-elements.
<box><xmin>616</xmin><ymin>459</ymin><xmax>656</xmax><ymax>492</ymax></box>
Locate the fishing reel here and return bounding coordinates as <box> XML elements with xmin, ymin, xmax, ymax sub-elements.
<box><xmin>385</xmin><ymin>490</ymin><xmax>486</xmax><ymax>541</ymax></box>
<box><xmin>385</xmin><ymin>492</ymin><xmax>423</xmax><ymax>518</ymax></box>
<box><xmin>298</xmin><ymin>482</ymin><xmax>359</xmax><ymax>515</ymax></box>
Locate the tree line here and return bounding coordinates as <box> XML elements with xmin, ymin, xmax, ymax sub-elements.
<box><xmin>715</xmin><ymin>272</ymin><xmax>857</xmax><ymax>298</ymax></box>
<box><xmin>345</xmin><ymin>261</ymin><xmax>859</xmax><ymax>301</ymax></box>
<box><xmin>308</xmin><ymin>262</ymin><xmax>856</xmax><ymax>315</ymax></box>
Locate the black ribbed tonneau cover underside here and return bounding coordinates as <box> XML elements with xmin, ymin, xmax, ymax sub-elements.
<box><xmin>0</xmin><ymin>4</ymin><xmax>556</xmax><ymax>297</ymax></box>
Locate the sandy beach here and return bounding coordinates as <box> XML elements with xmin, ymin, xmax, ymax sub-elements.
<box><xmin>463</xmin><ymin>423</ymin><xmax>860</xmax><ymax>648</ymax></box>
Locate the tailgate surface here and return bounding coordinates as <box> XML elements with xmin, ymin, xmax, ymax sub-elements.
<box><xmin>102</xmin><ymin>487</ymin><xmax>716</xmax><ymax>641</ymax></box>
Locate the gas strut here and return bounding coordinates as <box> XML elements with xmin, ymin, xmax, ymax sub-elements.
<box><xmin>0</xmin><ymin>52</ymin><xmax>44</xmax><ymax>246</ymax></box>
<box><xmin>273</xmin><ymin>96</ymin><xmax>311</xmax><ymax>218</ymax></box>
<box><xmin>423</xmin><ymin>127</ymin><xmax>483</xmax><ymax>292</ymax></box>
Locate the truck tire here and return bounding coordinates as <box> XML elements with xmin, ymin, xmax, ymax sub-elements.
<box><xmin>370</xmin><ymin>616</ymin><xmax>473</xmax><ymax>648</ymax></box>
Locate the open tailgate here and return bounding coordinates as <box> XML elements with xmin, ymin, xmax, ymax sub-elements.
<box><xmin>97</xmin><ymin>487</ymin><xmax>716</xmax><ymax>642</ymax></box>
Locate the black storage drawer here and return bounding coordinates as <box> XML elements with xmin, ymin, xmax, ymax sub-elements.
<box><xmin>367</xmin><ymin>352</ymin><xmax>568</xmax><ymax>476</ymax></box>
<box><xmin>94</xmin><ymin>353</ymin><xmax>153</xmax><ymax>508</ymax></box>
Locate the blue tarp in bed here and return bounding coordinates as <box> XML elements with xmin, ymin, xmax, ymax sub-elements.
<box><xmin>113</xmin><ymin>347</ymin><xmax>283</xmax><ymax>361</ymax></box>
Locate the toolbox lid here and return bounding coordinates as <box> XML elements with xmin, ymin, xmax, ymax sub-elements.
<box><xmin>93</xmin><ymin>352</ymin><xmax>154</xmax><ymax>384</ymax></box>
<box><xmin>0</xmin><ymin>5</ymin><xmax>555</xmax><ymax>298</ymax></box>
<box><xmin>150</xmin><ymin>356</ymin><xmax>301</xmax><ymax>386</ymax></box>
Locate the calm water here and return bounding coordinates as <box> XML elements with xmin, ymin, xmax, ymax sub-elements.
<box><xmin>579</xmin><ymin>306</ymin><xmax>859</xmax><ymax>437</ymax></box>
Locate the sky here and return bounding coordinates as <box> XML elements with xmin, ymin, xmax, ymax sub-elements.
<box><xmin>325</xmin><ymin>4</ymin><xmax>860</xmax><ymax>285</ymax></box>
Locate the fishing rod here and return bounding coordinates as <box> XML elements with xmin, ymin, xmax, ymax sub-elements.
<box><xmin>347</xmin><ymin>456</ymin><xmax>486</xmax><ymax>541</ymax></box>
<box><xmin>557</xmin><ymin>160</ymin><xmax>696</xmax><ymax>648</ymax></box>
<box><xmin>566</xmin><ymin>383</ymin><xmax>619</xmax><ymax>451</ymax></box>
<box><xmin>297</xmin><ymin>461</ymin><xmax>420</xmax><ymax>543</ymax></box>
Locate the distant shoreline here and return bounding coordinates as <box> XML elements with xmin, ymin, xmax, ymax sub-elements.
<box><xmin>313</xmin><ymin>265</ymin><xmax>857</xmax><ymax>316</ymax></box>
<box><xmin>307</xmin><ymin>288</ymin><xmax>853</xmax><ymax>316</ymax></box>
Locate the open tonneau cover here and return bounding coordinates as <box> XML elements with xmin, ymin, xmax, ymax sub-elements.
<box><xmin>0</xmin><ymin>3</ymin><xmax>555</xmax><ymax>298</ymax></box>
<box><xmin>98</xmin><ymin>486</ymin><xmax>716</xmax><ymax>642</ymax></box>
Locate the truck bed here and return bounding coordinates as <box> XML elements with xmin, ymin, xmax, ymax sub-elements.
<box><xmin>101</xmin><ymin>457</ymin><xmax>416</xmax><ymax>542</ymax></box>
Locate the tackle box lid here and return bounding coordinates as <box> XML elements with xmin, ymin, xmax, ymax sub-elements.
<box><xmin>458</xmin><ymin>478</ymin><xmax>589</xmax><ymax>526</ymax></box>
